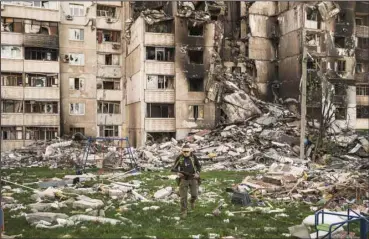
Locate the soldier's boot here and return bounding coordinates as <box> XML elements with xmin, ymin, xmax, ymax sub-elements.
<box><xmin>190</xmin><ymin>201</ymin><xmax>195</xmax><ymax>211</ymax></box>
<box><xmin>181</xmin><ymin>209</ymin><xmax>187</xmax><ymax>219</ymax></box>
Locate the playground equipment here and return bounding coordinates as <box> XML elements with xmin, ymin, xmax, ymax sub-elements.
<box><xmin>314</xmin><ymin>208</ymin><xmax>369</xmax><ymax>239</ymax></box>
<box><xmin>77</xmin><ymin>136</ymin><xmax>137</xmax><ymax>173</ymax></box>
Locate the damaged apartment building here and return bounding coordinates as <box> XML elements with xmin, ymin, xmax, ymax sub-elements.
<box><xmin>1</xmin><ymin>1</ymin><xmax>125</xmax><ymax>151</ymax></box>
<box><xmin>1</xmin><ymin>1</ymin><xmax>60</xmax><ymax>150</ymax></box>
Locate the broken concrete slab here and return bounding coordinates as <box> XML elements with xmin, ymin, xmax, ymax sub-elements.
<box><xmin>73</xmin><ymin>195</ymin><xmax>104</xmax><ymax>210</ymax></box>
<box><xmin>25</xmin><ymin>212</ymin><xmax>69</xmax><ymax>225</ymax></box>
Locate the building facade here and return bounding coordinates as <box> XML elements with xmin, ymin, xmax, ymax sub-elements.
<box><xmin>1</xmin><ymin>1</ymin><xmax>61</xmax><ymax>150</ymax></box>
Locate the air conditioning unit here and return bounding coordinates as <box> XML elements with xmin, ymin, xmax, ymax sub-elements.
<box><xmin>112</xmin><ymin>44</ymin><xmax>121</xmax><ymax>50</ymax></box>
<box><xmin>63</xmin><ymin>55</ymin><xmax>70</xmax><ymax>63</ymax></box>
<box><xmin>66</xmin><ymin>15</ymin><xmax>73</xmax><ymax>21</ymax></box>
<box><xmin>1</xmin><ymin>4</ymin><xmax>5</xmax><ymax>10</ymax></box>
<box><xmin>106</xmin><ymin>18</ymin><xmax>113</xmax><ymax>23</ymax></box>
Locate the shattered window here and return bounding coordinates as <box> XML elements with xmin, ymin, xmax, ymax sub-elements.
<box><xmin>307</xmin><ymin>58</ymin><xmax>318</xmax><ymax>70</ymax></box>
<box><xmin>147</xmin><ymin>75</ymin><xmax>175</xmax><ymax>90</ymax></box>
<box><xmin>66</xmin><ymin>53</ymin><xmax>85</xmax><ymax>65</ymax></box>
<box><xmin>188</xmin><ymin>78</ymin><xmax>204</xmax><ymax>92</ymax></box>
<box><xmin>1</xmin><ymin>18</ymin><xmax>23</xmax><ymax>33</ymax></box>
<box><xmin>336</xmin><ymin>60</ymin><xmax>346</xmax><ymax>72</ymax></box>
<box><xmin>69</xmin><ymin>3</ymin><xmax>84</xmax><ymax>17</ymax></box>
<box><xmin>356</xmin><ymin>18</ymin><xmax>363</xmax><ymax>26</ymax></box>
<box><xmin>188</xmin><ymin>22</ymin><xmax>203</xmax><ymax>36</ymax></box>
<box><xmin>25</xmin><ymin>101</ymin><xmax>58</xmax><ymax>114</ymax></box>
<box><xmin>1</xmin><ymin>73</ymin><xmax>23</xmax><ymax>86</ymax></box>
<box><xmin>146</xmin><ymin>21</ymin><xmax>173</xmax><ymax>33</ymax></box>
<box><xmin>97</xmin><ymin>101</ymin><xmax>120</xmax><ymax>114</ymax></box>
<box><xmin>69</xmin><ymin>78</ymin><xmax>84</xmax><ymax>90</ymax></box>
<box><xmin>188</xmin><ymin>50</ymin><xmax>203</xmax><ymax>64</ymax></box>
<box><xmin>146</xmin><ymin>103</ymin><xmax>174</xmax><ymax>118</ymax></box>
<box><xmin>357</xmin><ymin>106</ymin><xmax>369</xmax><ymax>119</ymax></box>
<box><xmin>1</xmin><ymin>46</ymin><xmax>23</xmax><ymax>59</ymax></box>
<box><xmin>188</xmin><ymin>105</ymin><xmax>204</xmax><ymax>120</ymax></box>
<box><xmin>69</xmin><ymin>28</ymin><xmax>84</xmax><ymax>41</ymax></box>
<box><xmin>356</xmin><ymin>85</ymin><xmax>369</xmax><ymax>96</ymax></box>
<box><xmin>335</xmin><ymin>107</ymin><xmax>347</xmax><ymax>120</ymax></box>
<box><xmin>23</xmin><ymin>20</ymin><xmax>58</xmax><ymax>35</ymax></box>
<box><xmin>99</xmin><ymin>125</ymin><xmax>119</xmax><ymax>137</ymax></box>
<box><xmin>69</xmin><ymin>103</ymin><xmax>85</xmax><ymax>115</ymax></box>
<box><xmin>97</xmin><ymin>5</ymin><xmax>116</xmax><ymax>18</ymax></box>
<box><xmin>25</xmin><ymin>127</ymin><xmax>57</xmax><ymax>140</ymax></box>
<box><xmin>306</xmin><ymin>33</ymin><xmax>320</xmax><ymax>46</ymax></box>
<box><xmin>146</xmin><ymin>47</ymin><xmax>175</xmax><ymax>61</ymax></box>
<box><xmin>334</xmin><ymin>36</ymin><xmax>345</xmax><ymax>48</ymax></box>
<box><xmin>1</xmin><ymin>100</ymin><xmax>23</xmax><ymax>113</ymax></box>
<box><xmin>98</xmin><ymin>78</ymin><xmax>121</xmax><ymax>90</ymax></box>
<box><xmin>97</xmin><ymin>30</ymin><xmax>120</xmax><ymax>43</ymax></box>
<box><xmin>25</xmin><ymin>74</ymin><xmax>57</xmax><ymax>87</ymax></box>
<box><xmin>336</xmin><ymin>12</ymin><xmax>345</xmax><ymax>23</ymax></box>
<box><xmin>1</xmin><ymin>127</ymin><xmax>23</xmax><ymax>140</ymax></box>
<box><xmin>306</xmin><ymin>8</ymin><xmax>318</xmax><ymax>21</ymax></box>
<box><xmin>356</xmin><ymin>63</ymin><xmax>364</xmax><ymax>73</ymax></box>
<box><xmin>25</xmin><ymin>47</ymin><xmax>57</xmax><ymax>61</ymax></box>
<box><xmin>358</xmin><ymin>38</ymin><xmax>369</xmax><ymax>49</ymax></box>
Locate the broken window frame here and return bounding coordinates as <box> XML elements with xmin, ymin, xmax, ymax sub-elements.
<box><xmin>188</xmin><ymin>105</ymin><xmax>204</xmax><ymax>121</ymax></box>
<box><xmin>24</xmin><ymin>101</ymin><xmax>58</xmax><ymax>114</ymax></box>
<box><xmin>356</xmin><ymin>63</ymin><xmax>364</xmax><ymax>73</ymax></box>
<box><xmin>96</xmin><ymin>78</ymin><xmax>121</xmax><ymax>90</ymax></box>
<box><xmin>25</xmin><ymin>47</ymin><xmax>58</xmax><ymax>61</ymax></box>
<box><xmin>69</xmin><ymin>103</ymin><xmax>85</xmax><ymax>115</ymax></box>
<box><xmin>357</xmin><ymin>105</ymin><xmax>369</xmax><ymax>119</ymax></box>
<box><xmin>23</xmin><ymin>19</ymin><xmax>58</xmax><ymax>35</ymax></box>
<box><xmin>1</xmin><ymin>100</ymin><xmax>23</xmax><ymax>113</ymax></box>
<box><xmin>69</xmin><ymin>3</ymin><xmax>84</xmax><ymax>17</ymax></box>
<box><xmin>96</xmin><ymin>5</ymin><xmax>117</xmax><ymax>18</ymax></box>
<box><xmin>188</xmin><ymin>21</ymin><xmax>204</xmax><ymax>36</ymax></box>
<box><xmin>1</xmin><ymin>17</ymin><xmax>23</xmax><ymax>33</ymax></box>
<box><xmin>336</xmin><ymin>60</ymin><xmax>346</xmax><ymax>72</ymax></box>
<box><xmin>357</xmin><ymin>37</ymin><xmax>369</xmax><ymax>49</ymax></box>
<box><xmin>146</xmin><ymin>75</ymin><xmax>175</xmax><ymax>90</ymax></box>
<box><xmin>146</xmin><ymin>103</ymin><xmax>175</xmax><ymax>118</ymax></box>
<box><xmin>1</xmin><ymin>73</ymin><xmax>23</xmax><ymax>86</ymax></box>
<box><xmin>146</xmin><ymin>47</ymin><xmax>175</xmax><ymax>62</ymax></box>
<box><xmin>1</xmin><ymin>126</ymin><xmax>23</xmax><ymax>140</ymax></box>
<box><xmin>188</xmin><ymin>50</ymin><xmax>204</xmax><ymax>64</ymax></box>
<box><xmin>306</xmin><ymin>7</ymin><xmax>318</xmax><ymax>21</ymax></box>
<box><xmin>69</xmin><ymin>28</ymin><xmax>84</xmax><ymax>41</ymax></box>
<box><xmin>66</xmin><ymin>53</ymin><xmax>85</xmax><ymax>66</ymax></box>
<box><xmin>1</xmin><ymin>45</ymin><xmax>23</xmax><ymax>59</ymax></box>
<box><xmin>101</xmin><ymin>54</ymin><xmax>119</xmax><ymax>65</ymax></box>
<box><xmin>70</xmin><ymin>127</ymin><xmax>85</xmax><ymax>135</ymax></box>
<box><xmin>356</xmin><ymin>17</ymin><xmax>364</xmax><ymax>26</ymax></box>
<box><xmin>99</xmin><ymin>125</ymin><xmax>119</xmax><ymax>137</ymax></box>
<box><xmin>96</xmin><ymin>30</ymin><xmax>120</xmax><ymax>43</ymax></box>
<box><xmin>69</xmin><ymin>77</ymin><xmax>84</xmax><ymax>91</ymax></box>
<box><xmin>356</xmin><ymin>85</ymin><xmax>369</xmax><ymax>96</ymax></box>
<box><xmin>306</xmin><ymin>33</ymin><xmax>321</xmax><ymax>47</ymax></box>
<box><xmin>25</xmin><ymin>127</ymin><xmax>58</xmax><ymax>140</ymax></box>
<box><xmin>334</xmin><ymin>36</ymin><xmax>345</xmax><ymax>48</ymax></box>
<box><xmin>336</xmin><ymin>12</ymin><xmax>346</xmax><ymax>23</ymax></box>
<box><xmin>188</xmin><ymin>77</ymin><xmax>204</xmax><ymax>92</ymax></box>
<box><xmin>26</xmin><ymin>74</ymin><xmax>57</xmax><ymax>87</ymax></box>
<box><xmin>97</xmin><ymin>101</ymin><xmax>121</xmax><ymax>114</ymax></box>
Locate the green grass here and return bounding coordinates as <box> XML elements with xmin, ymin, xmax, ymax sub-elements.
<box><xmin>3</xmin><ymin>168</ymin><xmax>317</xmax><ymax>238</ymax></box>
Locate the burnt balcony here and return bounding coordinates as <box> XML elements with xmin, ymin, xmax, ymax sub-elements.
<box><xmin>356</xmin><ymin>49</ymin><xmax>369</xmax><ymax>61</ymax></box>
<box><xmin>334</xmin><ymin>22</ymin><xmax>353</xmax><ymax>36</ymax></box>
<box><xmin>24</xmin><ymin>34</ymin><xmax>58</xmax><ymax>49</ymax></box>
<box><xmin>356</xmin><ymin>25</ymin><xmax>369</xmax><ymax>38</ymax></box>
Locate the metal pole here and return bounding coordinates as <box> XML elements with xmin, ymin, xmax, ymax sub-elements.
<box><xmin>300</xmin><ymin>29</ymin><xmax>307</xmax><ymax>160</ymax></box>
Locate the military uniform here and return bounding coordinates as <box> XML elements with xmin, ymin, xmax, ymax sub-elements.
<box><xmin>171</xmin><ymin>153</ymin><xmax>201</xmax><ymax>217</ymax></box>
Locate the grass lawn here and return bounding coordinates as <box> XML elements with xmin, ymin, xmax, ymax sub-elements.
<box><xmin>2</xmin><ymin>168</ymin><xmax>318</xmax><ymax>238</ymax></box>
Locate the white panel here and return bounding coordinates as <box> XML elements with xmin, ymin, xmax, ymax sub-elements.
<box><xmin>1</xmin><ymin>33</ymin><xmax>23</xmax><ymax>45</ymax></box>
<box><xmin>24</xmin><ymin>114</ymin><xmax>59</xmax><ymax>126</ymax></box>
<box><xmin>145</xmin><ymin>118</ymin><xmax>175</xmax><ymax>131</ymax></box>
<box><xmin>145</xmin><ymin>62</ymin><xmax>175</xmax><ymax>75</ymax></box>
<box><xmin>1</xmin><ymin>114</ymin><xmax>24</xmax><ymax>125</ymax></box>
<box><xmin>127</xmin><ymin>72</ymin><xmax>142</xmax><ymax>104</ymax></box>
<box><xmin>145</xmin><ymin>90</ymin><xmax>175</xmax><ymax>103</ymax></box>
<box><xmin>144</xmin><ymin>33</ymin><xmax>174</xmax><ymax>46</ymax></box>
<box><xmin>24</xmin><ymin>61</ymin><xmax>59</xmax><ymax>73</ymax></box>
<box><xmin>97</xmin><ymin>114</ymin><xmax>123</xmax><ymax>125</ymax></box>
<box><xmin>24</xmin><ymin>87</ymin><xmax>60</xmax><ymax>100</ymax></box>
<box><xmin>1</xmin><ymin>87</ymin><xmax>24</xmax><ymax>99</ymax></box>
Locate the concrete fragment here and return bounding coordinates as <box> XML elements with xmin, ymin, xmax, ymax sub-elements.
<box><xmin>358</xmin><ymin>137</ymin><xmax>369</xmax><ymax>152</ymax></box>
<box><xmin>73</xmin><ymin>195</ymin><xmax>104</xmax><ymax>209</ymax></box>
<box><xmin>69</xmin><ymin>215</ymin><xmax>122</xmax><ymax>225</ymax></box>
<box><xmin>25</xmin><ymin>212</ymin><xmax>69</xmax><ymax>225</ymax></box>
<box><xmin>154</xmin><ymin>187</ymin><xmax>172</xmax><ymax>199</ymax></box>
<box><xmin>255</xmin><ymin>115</ymin><xmax>277</xmax><ymax>126</ymax></box>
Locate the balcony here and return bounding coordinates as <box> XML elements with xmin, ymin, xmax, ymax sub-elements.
<box><xmin>1</xmin><ymin>59</ymin><xmax>23</xmax><ymax>72</ymax></box>
<box><xmin>357</xmin><ymin>96</ymin><xmax>369</xmax><ymax>106</ymax></box>
<box><xmin>145</xmin><ymin>118</ymin><xmax>176</xmax><ymax>131</ymax></box>
<box><xmin>24</xmin><ymin>114</ymin><xmax>59</xmax><ymax>126</ymax></box>
<box><xmin>24</xmin><ymin>34</ymin><xmax>58</xmax><ymax>49</ymax></box>
<box><xmin>1</xmin><ymin>32</ymin><xmax>23</xmax><ymax>45</ymax></box>
<box><xmin>1</xmin><ymin>113</ymin><xmax>24</xmax><ymax>125</ymax></box>
<box><xmin>97</xmin><ymin>114</ymin><xmax>123</xmax><ymax>125</ymax></box>
<box><xmin>356</xmin><ymin>49</ymin><xmax>369</xmax><ymax>61</ymax></box>
<box><xmin>97</xmin><ymin>42</ymin><xmax>122</xmax><ymax>54</ymax></box>
<box><xmin>356</xmin><ymin>25</ymin><xmax>369</xmax><ymax>38</ymax></box>
<box><xmin>24</xmin><ymin>87</ymin><xmax>59</xmax><ymax>100</ymax></box>
<box><xmin>96</xmin><ymin>17</ymin><xmax>121</xmax><ymax>31</ymax></box>
<box><xmin>1</xmin><ymin>87</ymin><xmax>24</xmax><ymax>99</ymax></box>
<box><xmin>145</xmin><ymin>61</ymin><xmax>175</xmax><ymax>75</ymax></box>
<box><xmin>1</xmin><ymin>3</ymin><xmax>59</xmax><ymax>22</ymax></box>
<box><xmin>97</xmin><ymin>90</ymin><xmax>122</xmax><ymax>101</ymax></box>
<box><xmin>145</xmin><ymin>90</ymin><xmax>175</xmax><ymax>103</ymax></box>
<box><xmin>144</xmin><ymin>33</ymin><xmax>174</xmax><ymax>47</ymax></box>
<box><xmin>97</xmin><ymin>65</ymin><xmax>122</xmax><ymax>78</ymax></box>
<box><xmin>24</xmin><ymin>60</ymin><xmax>59</xmax><ymax>73</ymax></box>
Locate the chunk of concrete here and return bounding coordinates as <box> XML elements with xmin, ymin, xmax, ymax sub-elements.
<box><xmin>25</xmin><ymin>212</ymin><xmax>69</xmax><ymax>225</ymax></box>
<box><xmin>73</xmin><ymin>195</ymin><xmax>104</xmax><ymax>209</ymax></box>
<box><xmin>109</xmin><ymin>189</ymin><xmax>124</xmax><ymax>198</ymax></box>
<box><xmin>69</xmin><ymin>215</ymin><xmax>122</xmax><ymax>225</ymax></box>
<box><xmin>255</xmin><ymin>115</ymin><xmax>277</xmax><ymax>126</ymax></box>
<box><xmin>154</xmin><ymin>187</ymin><xmax>172</xmax><ymax>199</ymax></box>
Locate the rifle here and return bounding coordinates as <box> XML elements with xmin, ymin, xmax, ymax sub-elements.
<box><xmin>171</xmin><ymin>169</ymin><xmax>201</xmax><ymax>186</ymax></box>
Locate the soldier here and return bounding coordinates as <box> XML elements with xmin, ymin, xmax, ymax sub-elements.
<box><xmin>171</xmin><ymin>145</ymin><xmax>201</xmax><ymax>219</ymax></box>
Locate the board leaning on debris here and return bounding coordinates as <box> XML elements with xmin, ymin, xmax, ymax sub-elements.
<box><xmin>1</xmin><ymin>97</ymin><xmax>369</xmax><ymax>238</ymax></box>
